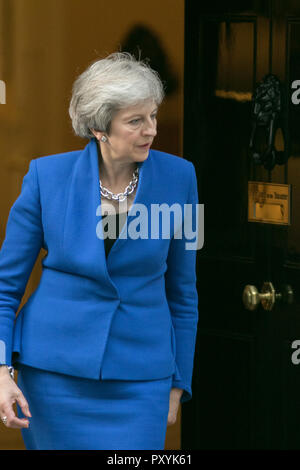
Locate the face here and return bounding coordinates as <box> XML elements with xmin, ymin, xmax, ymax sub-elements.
<box><xmin>96</xmin><ymin>99</ymin><xmax>158</xmax><ymax>165</ymax></box>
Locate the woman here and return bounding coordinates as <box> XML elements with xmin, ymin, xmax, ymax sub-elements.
<box><xmin>0</xmin><ymin>52</ymin><xmax>199</xmax><ymax>450</ymax></box>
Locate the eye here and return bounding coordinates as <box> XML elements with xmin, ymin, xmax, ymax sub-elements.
<box><xmin>151</xmin><ymin>113</ymin><xmax>157</xmax><ymax>120</ymax></box>
<box><xmin>129</xmin><ymin>118</ymin><xmax>141</xmax><ymax>125</ymax></box>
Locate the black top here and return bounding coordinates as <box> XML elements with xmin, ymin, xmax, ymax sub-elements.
<box><xmin>103</xmin><ymin>211</ymin><xmax>129</xmax><ymax>258</ymax></box>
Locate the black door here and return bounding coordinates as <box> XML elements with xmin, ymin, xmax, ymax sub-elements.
<box><xmin>182</xmin><ymin>0</ymin><xmax>300</xmax><ymax>449</ymax></box>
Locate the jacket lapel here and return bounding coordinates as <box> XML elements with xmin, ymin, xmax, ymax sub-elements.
<box><xmin>63</xmin><ymin>138</ymin><xmax>152</xmax><ymax>284</ymax></box>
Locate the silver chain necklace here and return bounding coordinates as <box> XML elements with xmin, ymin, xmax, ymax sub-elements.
<box><xmin>99</xmin><ymin>167</ymin><xmax>139</xmax><ymax>202</ymax></box>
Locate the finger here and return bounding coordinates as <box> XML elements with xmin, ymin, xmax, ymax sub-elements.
<box><xmin>5</xmin><ymin>417</ymin><xmax>29</xmax><ymax>429</ymax></box>
<box><xmin>2</xmin><ymin>404</ymin><xmax>29</xmax><ymax>429</ymax></box>
<box><xmin>167</xmin><ymin>410</ymin><xmax>177</xmax><ymax>425</ymax></box>
<box><xmin>1</xmin><ymin>413</ymin><xmax>29</xmax><ymax>429</ymax></box>
<box><xmin>16</xmin><ymin>392</ymin><xmax>32</xmax><ymax>418</ymax></box>
<box><xmin>167</xmin><ymin>417</ymin><xmax>176</xmax><ymax>426</ymax></box>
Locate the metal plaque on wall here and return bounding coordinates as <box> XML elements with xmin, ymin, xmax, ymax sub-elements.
<box><xmin>248</xmin><ymin>181</ymin><xmax>291</xmax><ymax>225</ymax></box>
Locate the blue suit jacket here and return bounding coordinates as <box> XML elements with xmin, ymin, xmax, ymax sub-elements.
<box><xmin>0</xmin><ymin>138</ymin><xmax>199</xmax><ymax>403</ymax></box>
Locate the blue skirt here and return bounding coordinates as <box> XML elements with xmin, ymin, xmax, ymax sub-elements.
<box><xmin>16</xmin><ymin>363</ymin><xmax>172</xmax><ymax>450</ymax></box>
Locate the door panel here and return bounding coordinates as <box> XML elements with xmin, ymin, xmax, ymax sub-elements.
<box><xmin>183</xmin><ymin>0</ymin><xmax>300</xmax><ymax>449</ymax></box>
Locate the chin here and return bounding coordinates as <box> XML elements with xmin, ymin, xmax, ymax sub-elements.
<box><xmin>135</xmin><ymin>151</ymin><xmax>149</xmax><ymax>161</ymax></box>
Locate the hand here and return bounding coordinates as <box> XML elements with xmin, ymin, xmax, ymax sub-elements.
<box><xmin>0</xmin><ymin>367</ymin><xmax>32</xmax><ymax>429</ymax></box>
<box><xmin>167</xmin><ymin>387</ymin><xmax>183</xmax><ymax>426</ymax></box>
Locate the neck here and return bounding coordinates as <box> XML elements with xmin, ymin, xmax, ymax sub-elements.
<box><xmin>97</xmin><ymin>141</ymin><xmax>137</xmax><ymax>187</ymax></box>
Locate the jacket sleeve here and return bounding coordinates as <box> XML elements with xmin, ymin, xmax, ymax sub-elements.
<box><xmin>0</xmin><ymin>159</ymin><xmax>43</xmax><ymax>366</ymax></box>
<box><xmin>165</xmin><ymin>161</ymin><xmax>199</xmax><ymax>404</ymax></box>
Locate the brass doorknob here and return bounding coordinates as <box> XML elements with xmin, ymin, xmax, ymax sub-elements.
<box><xmin>242</xmin><ymin>282</ymin><xmax>293</xmax><ymax>311</ymax></box>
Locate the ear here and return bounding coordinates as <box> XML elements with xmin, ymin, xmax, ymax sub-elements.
<box><xmin>91</xmin><ymin>129</ymin><xmax>101</xmax><ymax>140</ymax></box>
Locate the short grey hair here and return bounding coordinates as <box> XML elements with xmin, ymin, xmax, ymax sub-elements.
<box><xmin>69</xmin><ymin>52</ymin><xmax>165</xmax><ymax>139</ymax></box>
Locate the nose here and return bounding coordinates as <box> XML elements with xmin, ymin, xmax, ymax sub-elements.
<box><xmin>142</xmin><ymin>119</ymin><xmax>157</xmax><ymax>137</ymax></box>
